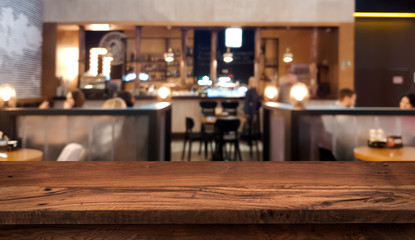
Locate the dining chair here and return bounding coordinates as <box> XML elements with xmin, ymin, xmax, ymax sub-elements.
<box><xmin>182</xmin><ymin>117</ymin><xmax>204</xmax><ymax>161</ymax></box>
<box><xmin>199</xmin><ymin>101</ymin><xmax>217</xmax><ymax>158</ymax></box>
<box><xmin>213</xmin><ymin>118</ymin><xmax>242</xmax><ymax>161</ymax></box>
<box><xmin>241</xmin><ymin>115</ymin><xmax>261</xmax><ymax>160</ymax></box>
<box><xmin>57</xmin><ymin>143</ymin><xmax>86</xmax><ymax>161</ymax></box>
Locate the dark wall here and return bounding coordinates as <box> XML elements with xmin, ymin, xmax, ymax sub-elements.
<box><xmin>194</xmin><ymin>29</ymin><xmax>254</xmax><ymax>84</ymax></box>
<box><xmin>194</xmin><ymin>30</ymin><xmax>211</xmax><ymax>78</ymax></box>
<box><xmin>355</xmin><ymin>18</ymin><xmax>415</xmax><ymax>107</ymax></box>
<box><xmin>356</xmin><ymin>0</ymin><xmax>415</xmax><ymax>12</ymax></box>
<box><xmin>217</xmin><ymin>29</ymin><xmax>254</xmax><ymax>84</ymax></box>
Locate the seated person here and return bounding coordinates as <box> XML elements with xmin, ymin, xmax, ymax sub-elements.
<box><xmin>102</xmin><ymin>97</ymin><xmax>127</xmax><ymax>109</ymax></box>
<box><xmin>335</xmin><ymin>88</ymin><xmax>356</xmax><ymax>108</ymax></box>
<box><xmin>116</xmin><ymin>91</ymin><xmax>135</xmax><ymax>107</ymax></box>
<box><xmin>39</xmin><ymin>89</ymin><xmax>85</xmax><ymax>109</ymax></box>
<box><xmin>400</xmin><ymin>93</ymin><xmax>415</xmax><ymax>109</ymax></box>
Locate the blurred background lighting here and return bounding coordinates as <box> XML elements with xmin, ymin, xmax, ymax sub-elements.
<box><xmin>225</xmin><ymin>27</ymin><xmax>243</xmax><ymax>48</ymax></box>
<box><xmin>90</xmin><ymin>24</ymin><xmax>110</xmax><ymax>31</ymax></box>
<box><xmin>264</xmin><ymin>86</ymin><xmax>278</xmax><ymax>101</ymax></box>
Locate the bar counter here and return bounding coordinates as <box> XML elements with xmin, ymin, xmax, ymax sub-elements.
<box><xmin>1</xmin><ymin>161</ymin><xmax>415</xmax><ymax>238</ymax></box>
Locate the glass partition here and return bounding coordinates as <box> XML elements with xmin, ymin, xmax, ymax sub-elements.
<box><xmin>264</xmin><ymin>103</ymin><xmax>415</xmax><ymax>161</ymax></box>
<box><xmin>0</xmin><ymin>103</ymin><xmax>171</xmax><ymax>161</ymax></box>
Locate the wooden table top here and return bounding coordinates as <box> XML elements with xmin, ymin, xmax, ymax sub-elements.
<box><xmin>0</xmin><ymin>148</ymin><xmax>43</xmax><ymax>162</ymax></box>
<box><xmin>354</xmin><ymin>146</ymin><xmax>415</xmax><ymax>161</ymax></box>
<box><xmin>1</xmin><ymin>162</ymin><xmax>415</xmax><ymax>225</ymax></box>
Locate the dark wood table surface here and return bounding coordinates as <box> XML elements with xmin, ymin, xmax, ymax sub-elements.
<box><xmin>1</xmin><ymin>161</ymin><xmax>415</xmax><ymax>239</ymax></box>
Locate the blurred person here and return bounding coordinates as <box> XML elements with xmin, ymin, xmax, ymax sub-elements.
<box><xmin>64</xmin><ymin>89</ymin><xmax>85</xmax><ymax>109</ymax></box>
<box><xmin>39</xmin><ymin>89</ymin><xmax>85</xmax><ymax>109</ymax></box>
<box><xmin>400</xmin><ymin>93</ymin><xmax>415</xmax><ymax>109</ymax></box>
<box><xmin>277</xmin><ymin>72</ymin><xmax>298</xmax><ymax>104</ymax></box>
<box><xmin>116</xmin><ymin>91</ymin><xmax>135</xmax><ymax>107</ymax></box>
<box><xmin>243</xmin><ymin>77</ymin><xmax>261</xmax><ymax>119</ymax></box>
<box><xmin>38</xmin><ymin>98</ymin><xmax>51</xmax><ymax>109</ymax></box>
<box><xmin>102</xmin><ymin>97</ymin><xmax>127</xmax><ymax>109</ymax></box>
<box><xmin>335</xmin><ymin>88</ymin><xmax>356</xmax><ymax>108</ymax></box>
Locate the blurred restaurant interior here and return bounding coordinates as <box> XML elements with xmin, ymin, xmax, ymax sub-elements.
<box><xmin>1</xmin><ymin>0</ymin><xmax>415</xmax><ymax>238</ymax></box>
<box><xmin>0</xmin><ymin>0</ymin><xmax>414</xmax><ymax>162</ymax></box>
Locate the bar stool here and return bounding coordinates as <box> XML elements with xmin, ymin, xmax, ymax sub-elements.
<box><xmin>221</xmin><ymin>101</ymin><xmax>239</xmax><ymax>116</ymax></box>
<box><xmin>213</xmin><ymin>118</ymin><xmax>242</xmax><ymax>161</ymax></box>
<box><xmin>200</xmin><ymin>101</ymin><xmax>217</xmax><ymax>116</ymax></box>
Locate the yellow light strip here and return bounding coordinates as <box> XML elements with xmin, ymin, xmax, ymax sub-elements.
<box><xmin>354</xmin><ymin>12</ymin><xmax>415</xmax><ymax>18</ymax></box>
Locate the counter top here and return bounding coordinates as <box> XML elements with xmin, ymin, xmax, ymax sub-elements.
<box><xmin>1</xmin><ymin>161</ymin><xmax>415</xmax><ymax>225</ymax></box>
<box><xmin>54</xmin><ymin>96</ymin><xmax>245</xmax><ymax>101</ymax></box>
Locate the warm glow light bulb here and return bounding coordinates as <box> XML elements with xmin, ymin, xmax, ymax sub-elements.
<box><xmin>264</xmin><ymin>86</ymin><xmax>278</xmax><ymax>100</ymax></box>
<box><xmin>0</xmin><ymin>84</ymin><xmax>16</xmax><ymax>102</ymax></box>
<box><xmin>158</xmin><ymin>87</ymin><xmax>171</xmax><ymax>100</ymax></box>
<box><xmin>290</xmin><ymin>83</ymin><xmax>308</xmax><ymax>102</ymax></box>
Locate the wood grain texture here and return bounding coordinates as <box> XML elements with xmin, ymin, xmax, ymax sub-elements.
<box><xmin>1</xmin><ymin>224</ymin><xmax>415</xmax><ymax>240</ymax></box>
<box><xmin>1</xmin><ymin>162</ymin><xmax>415</xmax><ymax>225</ymax></box>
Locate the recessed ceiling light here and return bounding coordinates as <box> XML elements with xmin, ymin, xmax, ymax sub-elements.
<box><xmin>90</xmin><ymin>24</ymin><xmax>110</xmax><ymax>31</ymax></box>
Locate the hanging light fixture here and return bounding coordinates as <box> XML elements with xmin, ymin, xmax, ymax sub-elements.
<box><xmin>164</xmin><ymin>48</ymin><xmax>174</xmax><ymax>63</ymax></box>
<box><xmin>223</xmin><ymin>48</ymin><xmax>233</xmax><ymax>63</ymax></box>
<box><xmin>283</xmin><ymin>48</ymin><xmax>293</xmax><ymax>63</ymax></box>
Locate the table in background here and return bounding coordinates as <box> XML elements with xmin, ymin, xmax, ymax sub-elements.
<box><xmin>354</xmin><ymin>146</ymin><xmax>415</xmax><ymax>161</ymax></box>
<box><xmin>200</xmin><ymin>115</ymin><xmax>244</xmax><ymax>125</ymax></box>
<box><xmin>0</xmin><ymin>148</ymin><xmax>43</xmax><ymax>161</ymax></box>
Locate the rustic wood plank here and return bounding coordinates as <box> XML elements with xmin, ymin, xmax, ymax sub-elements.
<box><xmin>1</xmin><ymin>162</ymin><xmax>414</xmax><ymax>187</ymax></box>
<box><xmin>1</xmin><ymin>224</ymin><xmax>415</xmax><ymax>240</ymax></box>
<box><xmin>0</xmin><ymin>162</ymin><xmax>415</xmax><ymax>225</ymax></box>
